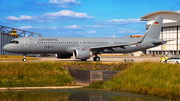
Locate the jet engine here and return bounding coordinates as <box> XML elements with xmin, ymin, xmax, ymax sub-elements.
<box><xmin>73</xmin><ymin>49</ymin><xmax>92</xmax><ymax>60</ymax></box>
<box><xmin>56</xmin><ymin>54</ymin><xmax>72</xmax><ymax>58</ymax></box>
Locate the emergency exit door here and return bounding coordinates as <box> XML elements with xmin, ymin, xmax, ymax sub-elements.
<box><xmin>24</xmin><ymin>38</ymin><xmax>29</xmax><ymax>47</ymax></box>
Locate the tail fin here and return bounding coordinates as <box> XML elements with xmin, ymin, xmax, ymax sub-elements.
<box><xmin>138</xmin><ymin>16</ymin><xmax>163</xmax><ymax>43</ymax></box>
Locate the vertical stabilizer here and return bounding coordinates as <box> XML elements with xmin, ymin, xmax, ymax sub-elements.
<box><xmin>138</xmin><ymin>16</ymin><xmax>163</xmax><ymax>42</ymax></box>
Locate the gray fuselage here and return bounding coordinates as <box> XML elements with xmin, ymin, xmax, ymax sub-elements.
<box><xmin>3</xmin><ymin>37</ymin><xmax>157</xmax><ymax>54</ymax></box>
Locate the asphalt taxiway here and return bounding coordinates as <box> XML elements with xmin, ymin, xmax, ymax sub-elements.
<box><xmin>42</xmin><ymin>56</ymin><xmax>160</xmax><ymax>62</ymax></box>
<box><xmin>0</xmin><ymin>56</ymin><xmax>161</xmax><ymax>63</ymax></box>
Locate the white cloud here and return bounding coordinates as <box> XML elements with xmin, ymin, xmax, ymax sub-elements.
<box><xmin>48</xmin><ymin>0</ymin><xmax>81</xmax><ymax>8</ymax></box>
<box><xmin>6</xmin><ymin>15</ymin><xmax>44</xmax><ymax>22</ymax></box>
<box><xmin>62</xmin><ymin>0</ymin><xmax>81</xmax><ymax>4</ymax></box>
<box><xmin>5</xmin><ymin>10</ymin><xmax>94</xmax><ymax>22</ymax></box>
<box><xmin>18</xmin><ymin>26</ymin><xmax>32</xmax><ymax>29</ymax></box>
<box><xmin>44</xmin><ymin>10</ymin><xmax>93</xmax><ymax>19</ymax></box>
<box><xmin>6</xmin><ymin>16</ymin><xmax>20</xmax><ymax>21</ymax></box>
<box><xmin>112</xmin><ymin>35</ymin><xmax>118</xmax><ymax>38</ymax></box>
<box><xmin>95</xmin><ymin>18</ymin><xmax>144</xmax><ymax>26</ymax></box>
<box><xmin>87</xmin><ymin>25</ymin><xmax>111</xmax><ymax>28</ymax></box>
<box><xmin>117</xmin><ymin>28</ymin><xmax>141</xmax><ymax>34</ymax></box>
<box><xmin>49</xmin><ymin>0</ymin><xmax>60</xmax><ymax>4</ymax></box>
<box><xmin>95</xmin><ymin>18</ymin><xmax>146</xmax><ymax>26</ymax></box>
<box><xmin>6</xmin><ymin>15</ymin><xmax>32</xmax><ymax>21</ymax></box>
<box><xmin>34</xmin><ymin>26</ymin><xmax>59</xmax><ymax>29</ymax></box>
<box><xmin>86</xmin><ymin>30</ymin><xmax>96</xmax><ymax>34</ymax></box>
<box><xmin>64</xmin><ymin>25</ymin><xmax>82</xmax><ymax>29</ymax></box>
<box><xmin>18</xmin><ymin>26</ymin><xmax>62</xmax><ymax>30</ymax></box>
<box><xmin>20</xmin><ymin>15</ymin><xmax>32</xmax><ymax>20</ymax></box>
<box><xmin>76</xmin><ymin>1</ymin><xmax>81</xmax><ymax>4</ymax></box>
<box><xmin>108</xmin><ymin>18</ymin><xmax>141</xmax><ymax>23</ymax></box>
<box><xmin>18</xmin><ymin>25</ymin><xmax>83</xmax><ymax>30</ymax></box>
<box><xmin>49</xmin><ymin>0</ymin><xmax>81</xmax><ymax>4</ymax></box>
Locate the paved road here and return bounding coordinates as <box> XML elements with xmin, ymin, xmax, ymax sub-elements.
<box><xmin>0</xmin><ymin>56</ymin><xmax>161</xmax><ymax>63</ymax></box>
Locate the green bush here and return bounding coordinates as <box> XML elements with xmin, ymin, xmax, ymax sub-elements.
<box><xmin>103</xmin><ymin>62</ymin><xmax>180</xmax><ymax>99</ymax></box>
<box><xmin>103</xmin><ymin>81</ymin><xmax>114</xmax><ymax>90</ymax></box>
<box><xmin>84</xmin><ymin>81</ymin><xmax>104</xmax><ymax>89</ymax></box>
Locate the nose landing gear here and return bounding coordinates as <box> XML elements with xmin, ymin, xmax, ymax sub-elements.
<box><xmin>22</xmin><ymin>54</ymin><xmax>27</xmax><ymax>62</ymax></box>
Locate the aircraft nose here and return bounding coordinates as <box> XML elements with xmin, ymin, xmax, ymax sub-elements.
<box><xmin>3</xmin><ymin>44</ymin><xmax>11</xmax><ymax>52</ymax></box>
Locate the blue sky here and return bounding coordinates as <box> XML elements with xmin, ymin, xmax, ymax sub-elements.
<box><xmin>0</xmin><ymin>0</ymin><xmax>180</xmax><ymax>37</ymax></box>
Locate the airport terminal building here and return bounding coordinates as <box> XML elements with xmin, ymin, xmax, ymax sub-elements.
<box><xmin>141</xmin><ymin>10</ymin><xmax>180</xmax><ymax>56</ymax></box>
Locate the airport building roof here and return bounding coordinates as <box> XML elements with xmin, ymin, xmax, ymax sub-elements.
<box><xmin>141</xmin><ymin>10</ymin><xmax>180</xmax><ymax>27</ymax></box>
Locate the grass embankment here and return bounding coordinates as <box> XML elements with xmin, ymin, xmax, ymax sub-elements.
<box><xmin>0</xmin><ymin>55</ymin><xmax>40</xmax><ymax>61</ymax></box>
<box><xmin>0</xmin><ymin>61</ymin><xmax>119</xmax><ymax>87</ymax></box>
<box><xmin>0</xmin><ymin>62</ymin><xmax>74</xmax><ymax>87</ymax></box>
<box><xmin>103</xmin><ymin>62</ymin><xmax>180</xmax><ymax>100</ymax></box>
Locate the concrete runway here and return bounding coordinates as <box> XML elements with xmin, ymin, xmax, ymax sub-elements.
<box><xmin>0</xmin><ymin>56</ymin><xmax>161</xmax><ymax>63</ymax></box>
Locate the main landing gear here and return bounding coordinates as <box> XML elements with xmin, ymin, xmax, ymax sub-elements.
<box><xmin>80</xmin><ymin>57</ymin><xmax>100</xmax><ymax>61</ymax></box>
<box><xmin>80</xmin><ymin>55</ymin><xmax>100</xmax><ymax>61</ymax></box>
<box><xmin>93</xmin><ymin>54</ymin><xmax>100</xmax><ymax>61</ymax></box>
<box><xmin>22</xmin><ymin>54</ymin><xmax>27</xmax><ymax>62</ymax></box>
<box><xmin>81</xmin><ymin>59</ymin><xmax>87</xmax><ymax>61</ymax></box>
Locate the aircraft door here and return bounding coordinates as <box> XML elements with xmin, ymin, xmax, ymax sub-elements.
<box><xmin>142</xmin><ymin>41</ymin><xmax>146</xmax><ymax>48</ymax></box>
<box><xmin>109</xmin><ymin>40</ymin><xmax>113</xmax><ymax>45</ymax></box>
<box><xmin>24</xmin><ymin>38</ymin><xmax>29</xmax><ymax>47</ymax></box>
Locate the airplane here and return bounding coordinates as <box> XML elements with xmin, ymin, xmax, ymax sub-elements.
<box><xmin>3</xmin><ymin>16</ymin><xmax>167</xmax><ymax>62</ymax></box>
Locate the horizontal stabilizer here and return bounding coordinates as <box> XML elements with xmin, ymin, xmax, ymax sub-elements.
<box><xmin>153</xmin><ymin>39</ymin><xmax>174</xmax><ymax>44</ymax></box>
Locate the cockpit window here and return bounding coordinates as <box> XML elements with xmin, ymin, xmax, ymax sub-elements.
<box><xmin>10</xmin><ymin>41</ymin><xmax>19</xmax><ymax>44</ymax></box>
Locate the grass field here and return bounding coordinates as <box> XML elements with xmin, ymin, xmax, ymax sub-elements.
<box><xmin>0</xmin><ymin>62</ymin><xmax>74</xmax><ymax>87</ymax></box>
<box><xmin>0</xmin><ymin>55</ymin><xmax>40</xmax><ymax>60</ymax></box>
<box><xmin>103</xmin><ymin>62</ymin><xmax>180</xmax><ymax>100</ymax></box>
<box><xmin>1</xmin><ymin>60</ymin><xmax>179</xmax><ymax>100</ymax></box>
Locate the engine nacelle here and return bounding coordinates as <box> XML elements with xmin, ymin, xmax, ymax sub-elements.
<box><xmin>56</xmin><ymin>54</ymin><xmax>72</xmax><ymax>59</ymax></box>
<box><xmin>73</xmin><ymin>49</ymin><xmax>92</xmax><ymax>59</ymax></box>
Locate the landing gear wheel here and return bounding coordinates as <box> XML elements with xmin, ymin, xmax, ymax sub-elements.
<box><xmin>22</xmin><ymin>58</ymin><xmax>27</xmax><ymax>62</ymax></box>
<box><xmin>93</xmin><ymin>57</ymin><xmax>100</xmax><ymax>61</ymax></box>
<box><xmin>22</xmin><ymin>54</ymin><xmax>27</xmax><ymax>62</ymax></box>
<box><xmin>175</xmin><ymin>61</ymin><xmax>179</xmax><ymax>64</ymax></box>
<box><xmin>81</xmin><ymin>59</ymin><xmax>87</xmax><ymax>61</ymax></box>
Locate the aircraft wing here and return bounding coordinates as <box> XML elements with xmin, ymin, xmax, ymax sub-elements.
<box><xmin>88</xmin><ymin>41</ymin><xmax>141</xmax><ymax>51</ymax></box>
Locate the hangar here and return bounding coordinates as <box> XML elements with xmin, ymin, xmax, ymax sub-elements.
<box><xmin>141</xmin><ymin>10</ymin><xmax>180</xmax><ymax>56</ymax></box>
